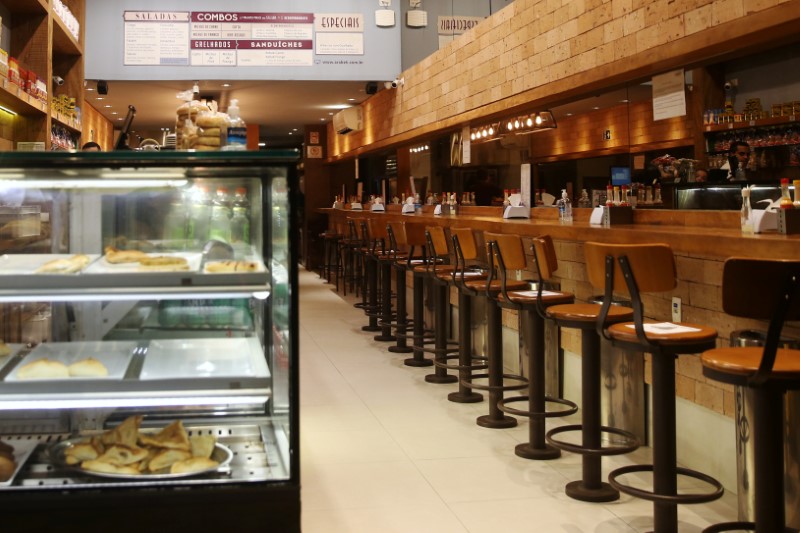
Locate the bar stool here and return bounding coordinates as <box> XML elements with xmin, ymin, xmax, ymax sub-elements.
<box><xmin>421</xmin><ymin>225</ymin><xmax>459</xmax><ymax>384</ymax></box>
<box><xmin>492</xmin><ymin>235</ymin><xmax>579</xmax><ymax>460</ymax></box>
<box><xmin>458</xmin><ymin>232</ymin><xmax>529</xmax><ymax>429</ymax></box>
<box><xmin>338</xmin><ymin>218</ymin><xmax>363</xmax><ymax>297</ymax></box>
<box><xmin>319</xmin><ymin>220</ymin><xmax>343</xmax><ymax>284</ymax></box>
<box><xmin>700</xmin><ymin>258</ymin><xmax>800</xmax><ymax>533</ymax></box>
<box><xmin>372</xmin><ymin>218</ymin><xmax>406</xmax><ymax>342</ymax></box>
<box><xmin>588</xmin><ymin>243</ymin><xmax>722</xmax><ymax>531</ymax></box>
<box><xmin>386</xmin><ymin>221</ymin><xmax>428</xmax><ymax>355</ymax></box>
<box><xmin>544</xmin><ymin>242</ymin><xmax>639</xmax><ymax>502</ymax></box>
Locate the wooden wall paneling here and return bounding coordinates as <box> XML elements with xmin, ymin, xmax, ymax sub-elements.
<box><xmin>81</xmin><ymin>102</ymin><xmax>113</xmax><ymax>149</ymax></box>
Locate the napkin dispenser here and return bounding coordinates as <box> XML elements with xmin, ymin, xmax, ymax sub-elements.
<box><xmin>350</xmin><ymin>202</ymin><xmax>363</xmax><ymax>211</ymax></box>
<box><xmin>503</xmin><ymin>206</ymin><xmax>530</xmax><ymax>219</ymax></box>
<box><xmin>401</xmin><ymin>203</ymin><xmax>416</xmax><ymax>214</ymax></box>
<box><xmin>752</xmin><ymin>208</ymin><xmax>777</xmax><ymax>233</ymax></box>
<box><xmin>590</xmin><ymin>206</ymin><xmax>633</xmax><ymax>226</ymax></box>
<box><xmin>370</xmin><ymin>203</ymin><xmax>385</xmax><ymax>212</ymax></box>
<box><xmin>434</xmin><ymin>204</ymin><xmax>456</xmax><ymax>215</ymax></box>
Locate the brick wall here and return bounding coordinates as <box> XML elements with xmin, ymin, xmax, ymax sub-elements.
<box><xmin>330</xmin><ymin>0</ymin><xmax>800</xmax><ymax>160</ymax></box>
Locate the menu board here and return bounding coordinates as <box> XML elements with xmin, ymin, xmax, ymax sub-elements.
<box><xmin>123</xmin><ymin>11</ymin><xmax>364</xmax><ymax>67</ymax></box>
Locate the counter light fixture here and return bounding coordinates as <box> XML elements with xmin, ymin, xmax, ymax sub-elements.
<box><xmin>502</xmin><ymin>110</ymin><xmax>557</xmax><ymax>135</ymax></box>
<box><xmin>0</xmin><ymin>105</ymin><xmax>18</xmax><ymax>116</ymax></box>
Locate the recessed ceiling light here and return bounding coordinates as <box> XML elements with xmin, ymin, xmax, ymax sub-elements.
<box><xmin>96</xmin><ymin>97</ymin><xmax>104</xmax><ymax>100</ymax></box>
<box><xmin>620</xmin><ymin>99</ymin><xmax>629</xmax><ymax>103</ymax></box>
<box><xmin>104</xmin><ymin>105</ymin><xmax>112</xmax><ymax>108</ymax></box>
<box><xmin>321</xmin><ymin>104</ymin><xmax>351</xmax><ymax>110</ymax></box>
<box><xmin>117</xmin><ymin>117</ymin><xmax>123</xmax><ymax>120</ymax></box>
<box><xmin>329</xmin><ymin>112</ymin><xmax>334</xmax><ymax>116</ymax></box>
<box><xmin>320</xmin><ymin>118</ymin><xmax>326</xmax><ymax>121</ymax></box>
<box><xmin>222</xmin><ymin>83</ymin><xmax>231</xmax><ymax>87</ymax></box>
<box><xmin>86</xmin><ymin>87</ymin><xmax>94</xmax><ymax>91</ymax></box>
<box><xmin>348</xmin><ymin>98</ymin><xmax>356</xmax><ymax>102</ymax></box>
<box><xmin>293</xmin><ymin>128</ymin><xmax>298</xmax><ymax>131</ymax></box>
<box><xmin>592</xmin><ymin>106</ymin><xmax>600</xmax><ymax>110</ymax></box>
<box><xmin>111</xmin><ymin>112</ymin><xmax>118</xmax><ymax>115</ymax></box>
<box><xmin>258</xmin><ymin>142</ymin><xmax>266</xmax><ymax>147</ymax></box>
<box><xmin>566</xmin><ymin>113</ymin><xmax>573</xmax><ymax>116</ymax></box>
<box><xmin>288</xmin><ymin>132</ymin><xmax>293</xmax><ymax>135</ymax></box>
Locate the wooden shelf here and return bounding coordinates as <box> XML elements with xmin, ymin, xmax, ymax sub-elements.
<box><xmin>0</xmin><ymin>78</ymin><xmax>48</xmax><ymax>116</ymax></box>
<box><xmin>0</xmin><ymin>0</ymin><xmax>48</xmax><ymax>15</ymax></box>
<box><xmin>50</xmin><ymin>110</ymin><xmax>81</xmax><ymax>132</ymax></box>
<box><xmin>52</xmin><ymin>14</ymin><xmax>82</xmax><ymax>56</ymax></box>
<box><xmin>703</xmin><ymin>115</ymin><xmax>797</xmax><ymax>133</ymax></box>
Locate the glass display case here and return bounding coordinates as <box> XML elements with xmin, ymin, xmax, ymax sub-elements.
<box><xmin>0</xmin><ymin>152</ymin><xmax>299</xmax><ymax>532</ymax></box>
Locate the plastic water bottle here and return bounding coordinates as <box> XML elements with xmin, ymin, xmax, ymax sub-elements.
<box><xmin>188</xmin><ymin>185</ymin><xmax>211</xmax><ymax>243</ymax></box>
<box><xmin>557</xmin><ymin>189</ymin><xmax>572</xmax><ymax>223</ymax></box>
<box><xmin>735</xmin><ymin>162</ymin><xmax>746</xmax><ymax>181</ymax></box>
<box><xmin>230</xmin><ymin>187</ymin><xmax>251</xmax><ymax>243</ymax></box>
<box><xmin>208</xmin><ymin>187</ymin><xmax>232</xmax><ymax>242</ymax></box>
<box><xmin>225</xmin><ymin>99</ymin><xmax>247</xmax><ymax>151</ymax></box>
<box><xmin>163</xmin><ymin>192</ymin><xmax>188</xmax><ymax>242</ymax></box>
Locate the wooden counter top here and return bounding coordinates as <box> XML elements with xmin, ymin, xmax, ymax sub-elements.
<box><xmin>318</xmin><ymin>206</ymin><xmax>800</xmax><ymax>261</ymax></box>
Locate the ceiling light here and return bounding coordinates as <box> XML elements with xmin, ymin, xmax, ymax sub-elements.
<box><xmin>293</xmin><ymin>128</ymin><xmax>298</xmax><ymax>131</ymax></box>
<box><xmin>534</xmin><ymin>114</ymin><xmax>543</xmax><ymax>126</ymax></box>
<box><xmin>104</xmin><ymin>105</ymin><xmax>112</xmax><ymax>108</ymax></box>
<box><xmin>348</xmin><ymin>98</ymin><xmax>356</xmax><ymax>102</ymax></box>
<box><xmin>96</xmin><ymin>97</ymin><xmax>104</xmax><ymax>100</ymax></box>
<box><xmin>514</xmin><ymin>119</ymin><xmax>520</xmax><ymax>129</ymax></box>
<box><xmin>111</xmin><ymin>112</ymin><xmax>118</xmax><ymax>115</ymax></box>
<box><xmin>507</xmin><ymin>121</ymin><xmax>514</xmax><ymax>131</ymax></box>
<box><xmin>329</xmin><ymin>112</ymin><xmax>334</xmax><ymax>116</ymax></box>
<box><xmin>320</xmin><ymin>118</ymin><xmax>326</xmax><ymax>121</ymax></box>
<box><xmin>86</xmin><ymin>87</ymin><xmax>94</xmax><ymax>91</ymax></box>
<box><xmin>288</xmin><ymin>132</ymin><xmax>293</xmax><ymax>135</ymax></box>
<box><xmin>526</xmin><ymin>117</ymin><xmax>533</xmax><ymax>127</ymax></box>
<box><xmin>592</xmin><ymin>106</ymin><xmax>600</xmax><ymax>110</ymax></box>
<box><xmin>258</xmin><ymin>142</ymin><xmax>266</xmax><ymax>147</ymax></box>
<box><xmin>566</xmin><ymin>113</ymin><xmax>573</xmax><ymax>116</ymax></box>
<box><xmin>0</xmin><ymin>105</ymin><xmax>17</xmax><ymax>116</ymax></box>
<box><xmin>470</xmin><ymin>132</ymin><xmax>476</xmax><ymax>140</ymax></box>
<box><xmin>620</xmin><ymin>99</ymin><xmax>629</xmax><ymax>103</ymax></box>
<box><xmin>222</xmin><ymin>83</ymin><xmax>231</xmax><ymax>87</ymax></box>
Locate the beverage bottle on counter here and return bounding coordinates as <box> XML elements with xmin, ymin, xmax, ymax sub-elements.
<box><xmin>231</xmin><ymin>187</ymin><xmax>251</xmax><ymax>243</ymax></box>
<box><xmin>556</xmin><ymin>189</ymin><xmax>572</xmax><ymax>223</ymax></box>
<box><xmin>740</xmin><ymin>187</ymin><xmax>754</xmax><ymax>234</ymax></box>
<box><xmin>188</xmin><ymin>185</ymin><xmax>211</xmax><ymax>243</ymax></box>
<box><xmin>654</xmin><ymin>184</ymin><xmax>663</xmax><ymax>204</ymax></box>
<box><xmin>735</xmin><ymin>162</ymin><xmax>746</xmax><ymax>181</ymax></box>
<box><xmin>225</xmin><ymin>99</ymin><xmax>247</xmax><ymax>151</ymax></box>
<box><xmin>606</xmin><ymin>185</ymin><xmax>614</xmax><ymax>207</ymax></box>
<box><xmin>780</xmin><ymin>178</ymin><xmax>793</xmax><ymax>209</ymax></box>
<box><xmin>503</xmin><ymin>189</ymin><xmax>510</xmax><ymax>206</ymax></box>
<box><xmin>163</xmin><ymin>192</ymin><xmax>188</xmax><ymax>243</ymax></box>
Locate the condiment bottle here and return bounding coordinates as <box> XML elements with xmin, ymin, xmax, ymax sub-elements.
<box><xmin>740</xmin><ymin>187</ymin><xmax>754</xmax><ymax>234</ymax></box>
<box><xmin>620</xmin><ymin>185</ymin><xmax>629</xmax><ymax>206</ymax></box>
<box><xmin>793</xmin><ymin>179</ymin><xmax>800</xmax><ymax>208</ymax></box>
<box><xmin>605</xmin><ymin>185</ymin><xmax>614</xmax><ymax>207</ymax></box>
<box><xmin>780</xmin><ymin>178</ymin><xmax>793</xmax><ymax>209</ymax></box>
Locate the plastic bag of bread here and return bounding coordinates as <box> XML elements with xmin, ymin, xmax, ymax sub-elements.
<box><xmin>175</xmin><ymin>99</ymin><xmax>209</xmax><ymax>149</ymax></box>
<box><xmin>193</xmin><ymin>101</ymin><xmax>228</xmax><ymax>151</ymax></box>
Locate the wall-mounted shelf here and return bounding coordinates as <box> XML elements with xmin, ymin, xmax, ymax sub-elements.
<box><xmin>703</xmin><ymin>115</ymin><xmax>797</xmax><ymax>133</ymax></box>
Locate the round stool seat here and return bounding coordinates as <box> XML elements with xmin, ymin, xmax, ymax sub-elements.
<box><xmin>465</xmin><ymin>278</ymin><xmax>529</xmax><ymax>292</ymax></box>
<box><xmin>413</xmin><ymin>264</ymin><xmax>454</xmax><ymax>274</ymax></box>
<box><xmin>546</xmin><ymin>303</ymin><xmax>633</xmax><ymax>323</ymax></box>
<box><xmin>497</xmin><ymin>290</ymin><xmax>575</xmax><ymax>306</ymax></box>
<box><xmin>607</xmin><ymin>321</ymin><xmax>717</xmax><ymax>346</ymax></box>
<box><xmin>701</xmin><ymin>347</ymin><xmax>800</xmax><ymax>385</ymax></box>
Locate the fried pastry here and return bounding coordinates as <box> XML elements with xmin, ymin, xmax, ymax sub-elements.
<box><xmin>170</xmin><ymin>457</ymin><xmax>219</xmax><ymax>474</ymax></box>
<box><xmin>138</xmin><ymin>420</ymin><xmax>190</xmax><ymax>451</ymax></box>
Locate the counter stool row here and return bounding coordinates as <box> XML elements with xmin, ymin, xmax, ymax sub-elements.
<box><xmin>321</xmin><ymin>217</ymin><xmax>799</xmax><ymax>532</ymax></box>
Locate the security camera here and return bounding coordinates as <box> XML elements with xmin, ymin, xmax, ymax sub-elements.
<box><xmin>385</xmin><ymin>77</ymin><xmax>404</xmax><ymax>90</ymax></box>
<box><xmin>52</xmin><ymin>76</ymin><xmax>65</xmax><ymax>87</ymax></box>
<box><xmin>724</xmin><ymin>82</ymin><xmax>733</xmax><ymax>91</ymax></box>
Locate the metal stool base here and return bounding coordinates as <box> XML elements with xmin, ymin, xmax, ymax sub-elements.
<box><xmin>361</xmin><ymin>325</ymin><xmax>382</xmax><ymax>332</ymax></box>
<box><xmin>448</xmin><ymin>391</ymin><xmax>483</xmax><ymax>403</ymax></box>
<box><xmin>515</xmin><ymin>442</ymin><xmax>560</xmax><ymax>460</ymax></box>
<box><xmin>388</xmin><ymin>345</ymin><xmax>414</xmax><ymax>353</ymax></box>
<box><xmin>374</xmin><ymin>334</ymin><xmax>396</xmax><ymax>342</ymax></box>
<box><xmin>404</xmin><ymin>357</ymin><xmax>433</xmax><ymax>367</ymax></box>
<box><xmin>565</xmin><ymin>480</ymin><xmax>619</xmax><ymax>503</ymax></box>
<box><xmin>546</xmin><ymin>424</ymin><xmax>640</xmax><ymax>456</ymax></box>
<box><xmin>702</xmin><ymin>522</ymin><xmax>796</xmax><ymax>532</ymax></box>
<box><xmin>424</xmin><ymin>374</ymin><xmax>458</xmax><ymax>384</ymax></box>
<box><xmin>477</xmin><ymin>413</ymin><xmax>517</xmax><ymax>429</ymax></box>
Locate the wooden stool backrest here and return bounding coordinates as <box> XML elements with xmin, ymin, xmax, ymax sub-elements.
<box><xmin>369</xmin><ymin>217</ymin><xmax>388</xmax><ymax>241</ymax></box>
<box><xmin>389</xmin><ymin>221</ymin><xmax>408</xmax><ymax>247</ymax></box>
<box><xmin>584</xmin><ymin>242</ymin><xmax>676</xmax><ymax>293</ymax></box>
<box><xmin>405</xmin><ymin>223</ymin><xmax>428</xmax><ymax>247</ymax></box>
<box><xmin>484</xmin><ymin>232</ymin><xmax>526</xmax><ymax>271</ymax></box>
<box><xmin>531</xmin><ymin>235</ymin><xmax>559</xmax><ymax>279</ymax></box>
<box><xmin>451</xmin><ymin>227</ymin><xmax>479</xmax><ymax>261</ymax></box>
<box><xmin>722</xmin><ymin>258</ymin><xmax>800</xmax><ymax>320</ymax></box>
<box><xmin>426</xmin><ymin>226</ymin><xmax>449</xmax><ymax>257</ymax></box>
<box><xmin>346</xmin><ymin>218</ymin><xmax>359</xmax><ymax>240</ymax></box>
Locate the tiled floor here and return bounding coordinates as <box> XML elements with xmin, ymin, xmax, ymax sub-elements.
<box><xmin>298</xmin><ymin>268</ymin><xmax>739</xmax><ymax>532</ymax></box>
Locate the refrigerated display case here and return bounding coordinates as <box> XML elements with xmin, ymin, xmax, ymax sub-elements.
<box><xmin>0</xmin><ymin>152</ymin><xmax>299</xmax><ymax>532</ymax></box>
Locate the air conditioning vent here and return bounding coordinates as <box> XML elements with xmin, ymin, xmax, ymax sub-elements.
<box><xmin>333</xmin><ymin>107</ymin><xmax>363</xmax><ymax>134</ymax></box>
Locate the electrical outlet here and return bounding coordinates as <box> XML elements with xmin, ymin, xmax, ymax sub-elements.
<box><xmin>671</xmin><ymin>297</ymin><xmax>682</xmax><ymax>323</ymax></box>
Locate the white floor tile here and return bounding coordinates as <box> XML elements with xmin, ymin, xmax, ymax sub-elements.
<box><xmin>297</xmin><ymin>267</ymin><xmax>740</xmax><ymax>532</ymax></box>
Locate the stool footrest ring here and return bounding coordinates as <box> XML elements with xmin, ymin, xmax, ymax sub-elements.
<box><xmin>545</xmin><ymin>424</ymin><xmax>639</xmax><ymax>456</ymax></box>
<box><xmin>608</xmin><ymin>464</ymin><xmax>724</xmax><ymax>505</ymax></box>
<box><xmin>497</xmin><ymin>395</ymin><xmax>579</xmax><ymax>419</ymax></box>
<box><xmin>437</xmin><ymin>361</ymin><xmax>488</xmax><ymax>372</ymax></box>
<box><xmin>463</xmin><ymin>373</ymin><xmax>529</xmax><ymax>392</ymax></box>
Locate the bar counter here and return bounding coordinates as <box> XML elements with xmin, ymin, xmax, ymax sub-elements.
<box><xmin>319</xmin><ymin>205</ymin><xmax>800</xmax><ymax>262</ymax></box>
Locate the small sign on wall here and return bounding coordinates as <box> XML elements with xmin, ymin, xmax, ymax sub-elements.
<box><xmin>307</xmin><ymin>145</ymin><xmax>323</xmax><ymax>158</ymax></box>
<box><xmin>309</xmin><ymin>131</ymin><xmax>320</xmax><ymax>144</ymax></box>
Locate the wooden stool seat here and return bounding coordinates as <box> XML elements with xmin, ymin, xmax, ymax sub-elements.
<box><xmin>607</xmin><ymin>321</ymin><xmax>717</xmax><ymax>346</ymax></box>
<box><xmin>701</xmin><ymin>347</ymin><xmax>800</xmax><ymax>382</ymax></box>
<box><xmin>547</xmin><ymin>303</ymin><xmax>633</xmax><ymax>323</ymax></box>
<box><xmin>464</xmin><ymin>278</ymin><xmax>529</xmax><ymax>292</ymax></box>
<box><xmin>413</xmin><ymin>263</ymin><xmax>455</xmax><ymax>274</ymax></box>
<box><xmin>498</xmin><ymin>290</ymin><xmax>575</xmax><ymax>306</ymax></box>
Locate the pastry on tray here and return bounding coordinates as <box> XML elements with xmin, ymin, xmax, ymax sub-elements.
<box><xmin>104</xmin><ymin>246</ymin><xmax>148</xmax><ymax>264</ymax></box>
<box><xmin>137</xmin><ymin>256</ymin><xmax>190</xmax><ymax>272</ymax></box>
<box><xmin>35</xmin><ymin>254</ymin><xmax>91</xmax><ymax>274</ymax></box>
<box><xmin>16</xmin><ymin>358</ymin><xmax>70</xmax><ymax>379</ymax></box>
<box><xmin>204</xmin><ymin>260</ymin><xmax>260</xmax><ymax>273</ymax></box>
